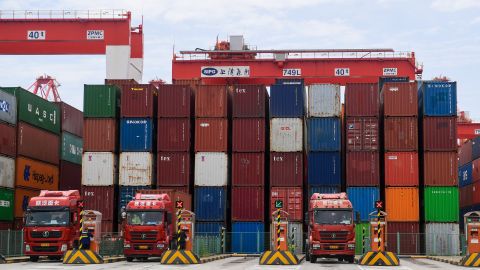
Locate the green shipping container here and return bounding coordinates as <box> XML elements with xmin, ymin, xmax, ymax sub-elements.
<box><xmin>61</xmin><ymin>132</ymin><xmax>83</xmax><ymax>164</ymax></box>
<box><xmin>355</xmin><ymin>222</ymin><xmax>370</xmax><ymax>255</ymax></box>
<box><xmin>83</xmin><ymin>85</ymin><xmax>120</xmax><ymax>118</ymax></box>
<box><xmin>0</xmin><ymin>188</ymin><xmax>14</xmax><ymax>221</ymax></box>
<box><xmin>1</xmin><ymin>87</ymin><xmax>60</xmax><ymax>134</ymax></box>
<box><xmin>424</xmin><ymin>187</ymin><xmax>459</xmax><ymax>222</ymax></box>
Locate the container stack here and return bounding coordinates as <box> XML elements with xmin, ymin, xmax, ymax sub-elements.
<box><xmin>194</xmin><ymin>85</ymin><xmax>229</xmax><ymax>234</ymax></box>
<box><xmin>230</xmin><ymin>85</ymin><xmax>267</xmax><ymax>253</ymax></box>
<box><xmin>418</xmin><ymin>81</ymin><xmax>459</xmax><ymax>255</ymax></box>
<box><xmin>82</xmin><ymin>84</ymin><xmax>121</xmax><ymax>233</ymax></box>
<box><xmin>459</xmin><ymin>138</ymin><xmax>480</xmax><ymax>228</ymax></box>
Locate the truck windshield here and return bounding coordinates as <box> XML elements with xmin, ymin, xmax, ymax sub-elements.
<box><xmin>127</xmin><ymin>211</ymin><xmax>164</xmax><ymax>226</ymax></box>
<box><xmin>314</xmin><ymin>210</ymin><xmax>353</xmax><ymax>225</ymax></box>
<box><xmin>25</xmin><ymin>211</ymin><xmax>70</xmax><ymax>226</ymax></box>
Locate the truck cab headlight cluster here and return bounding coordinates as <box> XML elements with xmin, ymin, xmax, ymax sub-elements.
<box><xmin>124</xmin><ymin>243</ymin><xmax>131</xmax><ymax>248</ymax></box>
<box><xmin>61</xmin><ymin>244</ymin><xmax>68</xmax><ymax>252</ymax></box>
<box><xmin>25</xmin><ymin>244</ymin><xmax>31</xmax><ymax>252</ymax></box>
<box><xmin>156</xmin><ymin>243</ymin><xmax>165</xmax><ymax>249</ymax></box>
<box><xmin>312</xmin><ymin>243</ymin><xmax>320</xmax><ymax>249</ymax></box>
<box><xmin>347</xmin><ymin>244</ymin><xmax>355</xmax><ymax>249</ymax></box>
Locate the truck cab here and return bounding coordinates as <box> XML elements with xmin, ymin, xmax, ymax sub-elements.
<box><xmin>306</xmin><ymin>192</ymin><xmax>355</xmax><ymax>263</ymax></box>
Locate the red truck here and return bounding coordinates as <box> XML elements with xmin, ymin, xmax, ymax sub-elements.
<box><xmin>305</xmin><ymin>192</ymin><xmax>355</xmax><ymax>263</ymax></box>
<box><xmin>23</xmin><ymin>190</ymin><xmax>83</xmax><ymax>262</ymax></box>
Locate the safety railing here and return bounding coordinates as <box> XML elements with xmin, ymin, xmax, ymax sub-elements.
<box><xmin>0</xmin><ymin>230</ymin><xmax>23</xmax><ymax>257</ymax></box>
<box><xmin>0</xmin><ymin>10</ymin><xmax>128</xmax><ymax>20</ymax></box>
<box><xmin>98</xmin><ymin>233</ymin><xmax>124</xmax><ymax>257</ymax></box>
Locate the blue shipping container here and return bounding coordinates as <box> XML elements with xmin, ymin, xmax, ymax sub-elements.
<box><xmin>347</xmin><ymin>187</ymin><xmax>379</xmax><ymax>222</ymax></box>
<box><xmin>118</xmin><ymin>186</ymin><xmax>151</xmax><ymax>219</ymax></box>
<box><xmin>418</xmin><ymin>81</ymin><xmax>457</xmax><ymax>116</ymax></box>
<box><xmin>120</xmin><ymin>118</ymin><xmax>154</xmax><ymax>152</ymax></box>
<box><xmin>231</xmin><ymin>222</ymin><xmax>265</xmax><ymax>253</ymax></box>
<box><xmin>459</xmin><ymin>162</ymin><xmax>473</xmax><ymax>187</ymax></box>
<box><xmin>308</xmin><ymin>186</ymin><xmax>341</xmax><ymax>198</ymax></box>
<box><xmin>307</xmin><ymin>152</ymin><xmax>342</xmax><ymax>186</ymax></box>
<box><xmin>270</xmin><ymin>84</ymin><xmax>305</xmax><ymax>117</ymax></box>
<box><xmin>195</xmin><ymin>222</ymin><xmax>225</xmax><ymax>235</ymax></box>
<box><xmin>275</xmin><ymin>79</ymin><xmax>304</xmax><ymax>85</ymax></box>
<box><xmin>306</xmin><ymin>118</ymin><xmax>341</xmax><ymax>151</ymax></box>
<box><xmin>195</xmin><ymin>187</ymin><xmax>227</xmax><ymax>221</ymax></box>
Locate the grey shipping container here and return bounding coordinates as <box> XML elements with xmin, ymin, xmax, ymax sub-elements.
<box><xmin>425</xmin><ymin>223</ymin><xmax>460</xmax><ymax>256</ymax></box>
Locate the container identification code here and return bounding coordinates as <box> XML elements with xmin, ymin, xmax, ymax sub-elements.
<box><xmin>27</xmin><ymin>30</ymin><xmax>46</xmax><ymax>40</ymax></box>
<box><xmin>283</xmin><ymin>69</ymin><xmax>301</xmax><ymax>77</ymax></box>
<box><xmin>87</xmin><ymin>30</ymin><xmax>104</xmax><ymax>40</ymax></box>
<box><xmin>334</xmin><ymin>68</ymin><xmax>350</xmax><ymax>77</ymax></box>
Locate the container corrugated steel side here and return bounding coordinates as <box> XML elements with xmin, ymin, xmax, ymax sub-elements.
<box><xmin>157</xmin><ymin>84</ymin><xmax>192</xmax><ymax>117</ymax></box>
<box><xmin>83</xmin><ymin>118</ymin><xmax>118</xmax><ymax>152</ymax></box>
<box><xmin>425</xmin><ymin>223</ymin><xmax>460</xmax><ymax>256</ymax></box>
<box><xmin>458</xmin><ymin>162</ymin><xmax>473</xmax><ymax>187</ymax></box>
<box><xmin>423</xmin><ymin>152</ymin><xmax>458</xmax><ymax>186</ymax></box>
<box><xmin>269</xmin><ymin>84</ymin><xmax>305</xmax><ymax>117</ymax></box>
<box><xmin>307</xmin><ymin>152</ymin><xmax>341</xmax><ymax>186</ymax></box>
<box><xmin>0</xmin><ymin>122</ymin><xmax>16</xmax><ymax>157</ymax></box>
<box><xmin>121</xmin><ymin>84</ymin><xmax>157</xmax><ymax>117</ymax></box>
<box><xmin>459</xmin><ymin>141</ymin><xmax>473</xmax><ymax>167</ymax></box>
<box><xmin>385</xmin><ymin>187</ymin><xmax>419</xmax><ymax>221</ymax></box>
<box><xmin>105</xmin><ymin>79</ymin><xmax>138</xmax><ymax>89</ymax></box>
<box><xmin>459</xmin><ymin>183</ymin><xmax>474</xmax><ymax>208</ymax></box>
<box><xmin>347</xmin><ymin>187</ymin><xmax>379</xmax><ymax>222</ymax></box>
<box><xmin>118</xmin><ymin>185</ymin><xmax>152</xmax><ymax>219</ymax></box>
<box><xmin>14</xmin><ymin>187</ymin><xmax>40</xmax><ymax>218</ymax></box>
<box><xmin>0</xmin><ymin>187</ymin><xmax>14</xmax><ymax>221</ymax></box>
<box><xmin>0</xmin><ymin>155</ymin><xmax>14</xmax><ymax>188</ymax></box>
<box><xmin>61</xmin><ymin>132</ymin><xmax>83</xmax><ymax>165</ymax></box>
<box><xmin>232</xmin><ymin>187</ymin><xmax>264</xmax><ymax>221</ymax></box>
<box><xmin>120</xmin><ymin>118</ymin><xmax>154</xmax><ymax>152</ymax></box>
<box><xmin>157</xmin><ymin>152</ymin><xmax>191</xmax><ymax>187</ymax></box>
<box><xmin>270</xmin><ymin>118</ymin><xmax>303</xmax><ymax>152</ymax></box>
<box><xmin>308</xmin><ymin>186</ymin><xmax>341</xmax><ymax>197</ymax></box>
<box><xmin>195</xmin><ymin>118</ymin><xmax>228</xmax><ymax>152</ymax></box>
<box><xmin>473</xmin><ymin>158</ymin><xmax>480</xmax><ymax>182</ymax></box>
<box><xmin>384</xmin><ymin>152</ymin><xmax>419</xmax><ymax>186</ymax></box>
<box><xmin>58</xmin><ymin>160</ymin><xmax>81</xmax><ymax>191</ymax></box>
<box><xmin>422</xmin><ymin>117</ymin><xmax>457</xmax><ymax>151</ymax></box>
<box><xmin>386</xmin><ymin>222</ymin><xmax>421</xmax><ymax>255</ymax></box>
<box><xmin>0</xmin><ymin>89</ymin><xmax>17</xmax><ymax>125</ymax></box>
<box><xmin>419</xmin><ymin>81</ymin><xmax>457</xmax><ymax>116</ymax></box>
<box><xmin>270</xmin><ymin>187</ymin><xmax>303</xmax><ymax>222</ymax></box>
<box><xmin>231</xmin><ymin>222</ymin><xmax>265</xmax><ymax>253</ymax></box>
<box><xmin>307</xmin><ymin>84</ymin><xmax>341</xmax><ymax>117</ymax></box>
<box><xmin>232</xmin><ymin>85</ymin><xmax>267</xmax><ymax>118</ymax></box>
<box><xmin>381</xmin><ymin>82</ymin><xmax>418</xmax><ymax>116</ymax></box>
<box><xmin>345</xmin><ymin>83</ymin><xmax>379</xmax><ymax>117</ymax></box>
<box><xmin>194</xmin><ymin>187</ymin><xmax>227</xmax><ymax>221</ymax></box>
<box><xmin>232</xmin><ymin>153</ymin><xmax>264</xmax><ymax>186</ymax></box>
<box><xmin>82</xmin><ymin>185</ymin><xmax>117</xmax><ymax>221</ymax></box>
<box><xmin>55</xmin><ymin>102</ymin><xmax>83</xmax><ymax>137</ymax></box>
<box><xmin>157</xmin><ymin>118</ymin><xmax>191</xmax><ymax>152</ymax></box>
<box><xmin>346</xmin><ymin>152</ymin><xmax>380</xmax><ymax>186</ymax></box>
<box><xmin>473</xmin><ymin>137</ymin><xmax>480</xmax><ymax>160</ymax></box>
<box><xmin>233</xmin><ymin>118</ymin><xmax>265</xmax><ymax>152</ymax></box>
<box><xmin>384</xmin><ymin>117</ymin><xmax>418</xmax><ymax>151</ymax></box>
<box><xmin>17</xmin><ymin>122</ymin><xmax>60</xmax><ymax>165</ymax></box>
<box><xmin>195</xmin><ymin>222</ymin><xmax>224</xmax><ymax>234</ymax></box>
<box><xmin>15</xmin><ymin>157</ymin><xmax>59</xmax><ymax>190</ymax></box>
<box><xmin>194</xmin><ymin>152</ymin><xmax>228</xmax><ymax>186</ymax></box>
<box><xmin>270</xmin><ymin>152</ymin><xmax>303</xmax><ymax>187</ymax></box>
<box><xmin>0</xmin><ymin>221</ymin><xmax>13</xmax><ymax>230</ymax></box>
<box><xmin>83</xmin><ymin>84</ymin><xmax>120</xmax><ymax>118</ymax></box>
<box><xmin>346</xmin><ymin>117</ymin><xmax>379</xmax><ymax>151</ymax></box>
<box><xmin>306</xmin><ymin>118</ymin><xmax>341</xmax><ymax>151</ymax></box>
<box><xmin>195</xmin><ymin>85</ymin><xmax>227</xmax><ymax>117</ymax></box>
<box><xmin>424</xmin><ymin>187</ymin><xmax>459</xmax><ymax>222</ymax></box>
<box><xmin>82</xmin><ymin>152</ymin><xmax>118</xmax><ymax>186</ymax></box>
<box><xmin>119</xmin><ymin>152</ymin><xmax>155</xmax><ymax>186</ymax></box>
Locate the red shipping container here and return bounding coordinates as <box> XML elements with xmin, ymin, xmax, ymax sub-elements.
<box><xmin>346</xmin><ymin>152</ymin><xmax>380</xmax><ymax>186</ymax></box>
<box><xmin>384</xmin><ymin>117</ymin><xmax>418</xmax><ymax>151</ymax></box>
<box><xmin>0</xmin><ymin>221</ymin><xmax>13</xmax><ymax>230</ymax></box>
<box><xmin>58</xmin><ymin>160</ymin><xmax>81</xmax><ymax>191</ymax></box>
<box><xmin>232</xmin><ymin>85</ymin><xmax>267</xmax><ymax>118</ymax></box>
<box><xmin>155</xmin><ymin>186</ymin><xmax>190</xmax><ymax>195</ymax></box>
<box><xmin>474</xmin><ymin>182</ymin><xmax>480</xmax><ymax>205</ymax></box>
<box><xmin>423</xmin><ymin>117</ymin><xmax>457</xmax><ymax>151</ymax></box>
<box><xmin>386</xmin><ymin>222</ymin><xmax>420</xmax><ymax>255</ymax></box>
<box><xmin>55</xmin><ymin>102</ymin><xmax>83</xmax><ymax>137</ymax></box>
<box><xmin>232</xmin><ymin>118</ymin><xmax>265</xmax><ymax>152</ymax></box>
<box><xmin>459</xmin><ymin>141</ymin><xmax>473</xmax><ymax>167</ymax></box>
<box><xmin>232</xmin><ymin>187</ymin><xmax>264</xmax><ymax>221</ymax></box>
<box><xmin>270</xmin><ymin>187</ymin><xmax>303</xmax><ymax>222</ymax></box>
<box><xmin>473</xmin><ymin>158</ymin><xmax>480</xmax><ymax>182</ymax></box>
<box><xmin>83</xmin><ymin>118</ymin><xmax>118</xmax><ymax>152</ymax></box>
<box><xmin>195</xmin><ymin>118</ymin><xmax>228</xmax><ymax>152</ymax></box>
<box><xmin>232</xmin><ymin>153</ymin><xmax>265</xmax><ymax>186</ymax></box>
<box><xmin>345</xmin><ymin>83</ymin><xmax>379</xmax><ymax>116</ymax></box>
<box><xmin>157</xmin><ymin>152</ymin><xmax>191</xmax><ymax>187</ymax></box>
<box><xmin>0</xmin><ymin>122</ymin><xmax>16</xmax><ymax>157</ymax></box>
<box><xmin>101</xmin><ymin>220</ymin><xmax>118</xmax><ymax>233</ymax></box>
<box><xmin>195</xmin><ymin>85</ymin><xmax>227</xmax><ymax>117</ymax></box>
<box><xmin>14</xmin><ymin>218</ymin><xmax>24</xmax><ymax>230</ymax></box>
<box><xmin>157</xmin><ymin>84</ymin><xmax>192</xmax><ymax>117</ymax></box>
<box><xmin>121</xmin><ymin>84</ymin><xmax>157</xmax><ymax>117</ymax></box>
<box><xmin>381</xmin><ymin>82</ymin><xmax>418</xmax><ymax>116</ymax></box>
<box><xmin>17</xmin><ymin>122</ymin><xmax>60</xmax><ymax>165</ymax></box>
<box><xmin>81</xmin><ymin>186</ymin><xmax>117</xmax><ymax>221</ymax></box>
<box><xmin>385</xmin><ymin>152</ymin><xmax>419</xmax><ymax>187</ymax></box>
<box><xmin>157</xmin><ymin>118</ymin><xmax>191</xmax><ymax>152</ymax></box>
<box><xmin>423</xmin><ymin>152</ymin><xmax>458</xmax><ymax>186</ymax></box>
<box><xmin>270</xmin><ymin>152</ymin><xmax>303</xmax><ymax>187</ymax></box>
<box><xmin>346</xmin><ymin>117</ymin><xmax>379</xmax><ymax>151</ymax></box>
<box><xmin>460</xmin><ymin>184</ymin><xmax>474</xmax><ymax>208</ymax></box>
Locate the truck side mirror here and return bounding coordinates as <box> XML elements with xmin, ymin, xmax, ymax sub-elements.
<box><xmin>355</xmin><ymin>211</ymin><xmax>361</xmax><ymax>223</ymax></box>
<box><xmin>166</xmin><ymin>213</ymin><xmax>172</xmax><ymax>224</ymax></box>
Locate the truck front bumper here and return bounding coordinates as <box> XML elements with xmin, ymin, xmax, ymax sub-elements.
<box><xmin>311</xmin><ymin>242</ymin><xmax>355</xmax><ymax>257</ymax></box>
<box><xmin>24</xmin><ymin>242</ymin><xmax>68</xmax><ymax>256</ymax></box>
<box><xmin>123</xmin><ymin>242</ymin><xmax>168</xmax><ymax>257</ymax></box>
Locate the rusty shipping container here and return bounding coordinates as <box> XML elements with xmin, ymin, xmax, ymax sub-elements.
<box><xmin>423</xmin><ymin>152</ymin><xmax>458</xmax><ymax>186</ymax></box>
<box><xmin>232</xmin><ymin>187</ymin><xmax>264</xmax><ymax>221</ymax></box>
<box><xmin>0</xmin><ymin>122</ymin><xmax>16</xmax><ymax>157</ymax></box>
<box><xmin>384</xmin><ymin>152</ymin><xmax>419</xmax><ymax>187</ymax></box>
<box><xmin>55</xmin><ymin>102</ymin><xmax>83</xmax><ymax>137</ymax></box>
<box><xmin>459</xmin><ymin>141</ymin><xmax>473</xmax><ymax>167</ymax></box>
<box><xmin>232</xmin><ymin>153</ymin><xmax>264</xmax><ymax>186</ymax></box>
<box><xmin>387</xmin><ymin>222</ymin><xmax>421</xmax><ymax>255</ymax></box>
<box><xmin>270</xmin><ymin>187</ymin><xmax>303</xmax><ymax>222</ymax></box>
<box><xmin>195</xmin><ymin>85</ymin><xmax>227</xmax><ymax>117</ymax></box>
<box><xmin>58</xmin><ymin>160</ymin><xmax>81</xmax><ymax>191</ymax></box>
<box><xmin>385</xmin><ymin>187</ymin><xmax>420</xmax><ymax>222</ymax></box>
<box><xmin>16</xmin><ymin>157</ymin><xmax>59</xmax><ymax>190</ymax></box>
<box><xmin>231</xmin><ymin>85</ymin><xmax>267</xmax><ymax>118</ymax></box>
<box><xmin>232</xmin><ymin>118</ymin><xmax>265</xmax><ymax>152</ymax></box>
<box><xmin>83</xmin><ymin>118</ymin><xmax>118</xmax><ymax>152</ymax></box>
<box><xmin>422</xmin><ymin>117</ymin><xmax>457</xmax><ymax>151</ymax></box>
<box><xmin>121</xmin><ymin>84</ymin><xmax>157</xmax><ymax>117</ymax></box>
<box><xmin>270</xmin><ymin>152</ymin><xmax>303</xmax><ymax>187</ymax></box>
<box><xmin>460</xmin><ymin>184</ymin><xmax>474</xmax><ymax>208</ymax></box>
<box><xmin>346</xmin><ymin>152</ymin><xmax>380</xmax><ymax>186</ymax></box>
<box><xmin>381</xmin><ymin>82</ymin><xmax>418</xmax><ymax>116</ymax></box>
<box><xmin>157</xmin><ymin>152</ymin><xmax>191</xmax><ymax>187</ymax></box>
<box><xmin>346</xmin><ymin>117</ymin><xmax>379</xmax><ymax>151</ymax></box>
<box><xmin>345</xmin><ymin>83</ymin><xmax>379</xmax><ymax>117</ymax></box>
<box><xmin>14</xmin><ymin>187</ymin><xmax>41</xmax><ymax>218</ymax></box>
<box><xmin>195</xmin><ymin>118</ymin><xmax>228</xmax><ymax>152</ymax></box>
<box><xmin>384</xmin><ymin>117</ymin><xmax>418</xmax><ymax>151</ymax></box>
<box><xmin>81</xmin><ymin>186</ymin><xmax>117</xmax><ymax>221</ymax></box>
<box><xmin>157</xmin><ymin>84</ymin><xmax>192</xmax><ymax>118</ymax></box>
<box><xmin>473</xmin><ymin>158</ymin><xmax>480</xmax><ymax>182</ymax></box>
<box><xmin>17</xmin><ymin>122</ymin><xmax>59</xmax><ymax>165</ymax></box>
<box><xmin>157</xmin><ymin>118</ymin><xmax>191</xmax><ymax>152</ymax></box>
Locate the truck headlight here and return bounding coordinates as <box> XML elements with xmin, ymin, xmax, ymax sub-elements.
<box><xmin>25</xmin><ymin>244</ymin><xmax>31</xmax><ymax>252</ymax></box>
<box><xmin>61</xmin><ymin>244</ymin><xmax>67</xmax><ymax>252</ymax></box>
<box><xmin>348</xmin><ymin>244</ymin><xmax>355</xmax><ymax>249</ymax></box>
<box><xmin>157</xmin><ymin>243</ymin><xmax>165</xmax><ymax>249</ymax></box>
<box><xmin>312</xmin><ymin>244</ymin><xmax>320</xmax><ymax>249</ymax></box>
<box><xmin>124</xmin><ymin>243</ymin><xmax>131</xmax><ymax>248</ymax></box>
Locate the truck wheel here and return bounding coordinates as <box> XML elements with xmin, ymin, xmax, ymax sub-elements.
<box><xmin>29</xmin><ymin>256</ymin><xmax>39</xmax><ymax>262</ymax></box>
<box><xmin>126</xmin><ymin>257</ymin><xmax>134</xmax><ymax>262</ymax></box>
<box><xmin>338</xmin><ymin>257</ymin><xmax>344</xmax><ymax>262</ymax></box>
<box><xmin>305</xmin><ymin>250</ymin><xmax>310</xmax><ymax>261</ymax></box>
<box><xmin>346</xmin><ymin>255</ymin><xmax>354</xmax><ymax>263</ymax></box>
<box><xmin>311</xmin><ymin>255</ymin><xmax>317</xmax><ymax>264</ymax></box>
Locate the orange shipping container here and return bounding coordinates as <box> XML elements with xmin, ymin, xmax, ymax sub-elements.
<box><xmin>14</xmin><ymin>187</ymin><xmax>41</xmax><ymax>218</ymax></box>
<box><xmin>16</xmin><ymin>157</ymin><xmax>59</xmax><ymax>190</ymax></box>
<box><xmin>385</xmin><ymin>187</ymin><xmax>419</xmax><ymax>222</ymax></box>
<box><xmin>195</xmin><ymin>85</ymin><xmax>227</xmax><ymax>117</ymax></box>
<box><xmin>384</xmin><ymin>152</ymin><xmax>419</xmax><ymax>187</ymax></box>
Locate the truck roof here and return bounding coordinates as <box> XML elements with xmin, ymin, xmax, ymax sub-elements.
<box><xmin>126</xmin><ymin>193</ymin><xmax>171</xmax><ymax>210</ymax></box>
<box><xmin>310</xmin><ymin>192</ymin><xmax>353</xmax><ymax>209</ymax></box>
<box><xmin>29</xmin><ymin>190</ymin><xmax>81</xmax><ymax>207</ymax></box>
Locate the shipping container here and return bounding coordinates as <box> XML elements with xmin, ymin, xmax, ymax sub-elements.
<box><xmin>195</xmin><ymin>222</ymin><xmax>224</xmax><ymax>234</ymax></box>
<box><xmin>232</xmin><ymin>85</ymin><xmax>267</xmax><ymax>118</ymax></box>
<box><xmin>55</xmin><ymin>102</ymin><xmax>83</xmax><ymax>137</ymax></box>
<box><xmin>384</xmin><ymin>117</ymin><xmax>418</xmax><ymax>151</ymax></box>
<box><xmin>157</xmin><ymin>152</ymin><xmax>191</xmax><ymax>187</ymax></box>
<box><xmin>307</xmin><ymin>152</ymin><xmax>341</xmax><ymax>186</ymax></box>
<box><xmin>355</xmin><ymin>222</ymin><xmax>370</xmax><ymax>255</ymax></box>
<box><xmin>82</xmin><ymin>152</ymin><xmax>118</xmax><ymax>186</ymax></box>
<box><xmin>0</xmin><ymin>221</ymin><xmax>13</xmax><ymax>230</ymax></box>
<box><xmin>121</xmin><ymin>84</ymin><xmax>157</xmax><ymax>117</ymax></box>
<box><xmin>83</xmin><ymin>118</ymin><xmax>118</xmax><ymax>152</ymax></box>
<box><xmin>135</xmin><ymin>189</ymin><xmax>192</xmax><ymax>211</ymax></box>
<box><xmin>425</xmin><ymin>223</ymin><xmax>460</xmax><ymax>256</ymax></box>
<box><xmin>0</xmin><ymin>122</ymin><xmax>16</xmax><ymax>157</ymax></box>
<box><xmin>385</xmin><ymin>188</ymin><xmax>419</xmax><ymax>221</ymax></box>
<box><xmin>459</xmin><ymin>141</ymin><xmax>473</xmax><ymax>167</ymax></box>
<box><xmin>157</xmin><ymin>84</ymin><xmax>192</xmax><ymax>118</ymax></box>
<box><xmin>347</xmin><ymin>187</ymin><xmax>379</xmax><ymax>222</ymax></box>
<box><xmin>194</xmin><ymin>187</ymin><xmax>227</xmax><ymax>221</ymax></box>
<box><xmin>195</xmin><ymin>85</ymin><xmax>227</xmax><ymax>117</ymax></box>
<box><xmin>386</xmin><ymin>222</ymin><xmax>421</xmax><ymax>255</ymax></box>
<box><xmin>194</xmin><ymin>152</ymin><xmax>228</xmax><ymax>186</ymax></box>
<box><xmin>195</xmin><ymin>118</ymin><xmax>228</xmax><ymax>152</ymax></box>
<box><xmin>0</xmin><ymin>89</ymin><xmax>17</xmax><ymax>125</ymax></box>
<box><xmin>119</xmin><ymin>152</ymin><xmax>155</xmax><ymax>186</ymax></box>
<box><xmin>458</xmin><ymin>162</ymin><xmax>473</xmax><ymax>187</ymax></box>
<box><xmin>58</xmin><ymin>160</ymin><xmax>81</xmax><ymax>191</ymax></box>
<box><xmin>473</xmin><ymin>158</ymin><xmax>480</xmax><ymax>182</ymax></box>
<box><xmin>269</xmin><ymin>84</ymin><xmax>305</xmax><ymax>118</ymax></box>
<box><xmin>118</xmin><ymin>185</ymin><xmax>152</xmax><ymax>218</ymax></box>
<box><xmin>381</xmin><ymin>82</ymin><xmax>418</xmax><ymax>116</ymax></box>
<box><xmin>270</xmin><ymin>118</ymin><xmax>303</xmax><ymax>152</ymax></box>
<box><xmin>0</xmin><ymin>155</ymin><xmax>15</xmax><ymax>188</ymax></box>
<box><xmin>232</xmin><ymin>153</ymin><xmax>264</xmax><ymax>186</ymax></box>
<box><xmin>275</xmin><ymin>79</ymin><xmax>304</xmax><ymax>85</ymax></box>
<box><xmin>14</xmin><ymin>187</ymin><xmax>40</xmax><ymax>218</ymax></box>
<box><xmin>83</xmin><ymin>84</ymin><xmax>120</xmax><ymax>118</ymax></box>
<box><xmin>346</xmin><ymin>117</ymin><xmax>379</xmax><ymax>151</ymax></box>
<box><xmin>101</xmin><ymin>220</ymin><xmax>118</xmax><ymax>233</ymax></box>
<box><xmin>13</xmin><ymin>218</ymin><xmax>24</xmax><ymax>230</ymax></box>
<box><xmin>345</xmin><ymin>83</ymin><xmax>379</xmax><ymax>117</ymax></box>
<box><xmin>270</xmin><ymin>152</ymin><xmax>303</xmax><ymax>187</ymax></box>
<box><xmin>307</xmin><ymin>84</ymin><xmax>341</xmax><ymax>117</ymax></box>
<box><xmin>0</xmin><ymin>188</ymin><xmax>14</xmax><ymax>221</ymax></box>
<box><xmin>61</xmin><ymin>132</ymin><xmax>83</xmax><ymax>165</ymax></box>
<box><xmin>120</xmin><ymin>118</ymin><xmax>154</xmax><ymax>152</ymax></box>
<box><xmin>305</xmin><ymin>118</ymin><xmax>341</xmax><ymax>151</ymax></box>
<box><xmin>418</xmin><ymin>81</ymin><xmax>457</xmax><ymax>116</ymax></box>
<box><xmin>17</xmin><ymin>122</ymin><xmax>60</xmax><ymax>165</ymax></box>
<box><xmin>424</xmin><ymin>187</ymin><xmax>459</xmax><ymax>222</ymax></box>
<box><xmin>270</xmin><ymin>187</ymin><xmax>303</xmax><ymax>222</ymax></box>
<box><xmin>423</xmin><ymin>152</ymin><xmax>458</xmax><ymax>186</ymax></box>
<box><xmin>473</xmin><ymin>137</ymin><xmax>480</xmax><ymax>160</ymax></box>
<box><xmin>378</xmin><ymin>77</ymin><xmax>409</xmax><ymax>92</ymax></box>
<box><xmin>82</xmin><ymin>186</ymin><xmax>117</xmax><ymax>221</ymax></box>
<box><xmin>308</xmin><ymin>186</ymin><xmax>341</xmax><ymax>198</ymax></box>
<box><xmin>16</xmin><ymin>157</ymin><xmax>59</xmax><ymax>190</ymax></box>
<box><xmin>157</xmin><ymin>118</ymin><xmax>191</xmax><ymax>152</ymax></box>
<box><xmin>384</xmin><ymin>152</ymin><xmax>419</xmax><ymax>186</ymax></box>
<box><xmin>346</xmin><ymin>152</ymin><xmax>380</xmax><ymax>186</ymax></box>
<box><xmin>231</xmin><ymin>222</ymin><xmax>265</xmax><ymax>253</ymax></box>
<box><xmin>422</xmin><ymin>117</ymin><xmax>457</xmax><ymax>151</ymax></box>
<box><xmin>105</xmin><ymin>79</ymin><xmax>138</xmax><ymax>88</ymax></box>
<box><xmin>1</xmin><ymin>87</ymin><xmax>60</xmax><ymax>133</ymax></box>
<box><xmin>232</xmin><ymin>187</ymin><xmax>264</xmax><ymax>221</ymax></box>
<box><xmin>459</xmin><ymin>184</ymin><xmax>474</xmax><ymax>208</ymax></box>
<box><xmin>232</xmin><ymin>118</ymin><xmax>265</xmax><ymax>152</ymax></box>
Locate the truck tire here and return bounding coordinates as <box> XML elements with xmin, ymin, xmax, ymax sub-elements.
<box><xmin>126</xmin><ymin>257</ymin><xmax>134</xmax><ymax>262</ymax></box>
<box><xmin>311</xmin><ymin>255</ymin><xmax>317</xmax><ymax>263</ymax></box>
<box><xmin>346</xmin><ymin>255</ymin><xmax>354</xmax><ymax>263</ymax></box>
<box><xmin>338</xmin><ymin>257</ymin><xmax>344</xmax><ymax>262</ymax></box>
<box><xmin>29</xmin><ymin>256</ymin><xmax>39</xmax><ymax>262</ymax></box>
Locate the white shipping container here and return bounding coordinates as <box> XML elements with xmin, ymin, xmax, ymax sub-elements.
<box><xmin>0</xmin><ymin>90</ymin><xmax>17</xmax><ymax>125</ymax></box>
<box><xmin>270</xmin><ymin>118</ymin><xmax>303</xmax><ymax>152</ymax></box>
<box><xmin>194</xmin><ymin>152</ymin><xmax>228</xmax><ymax>186</ymax></box>
<box><xmin>119</xmin><ymin>152</ymin><xmax>154</xmax><ymax>186</ymax></box>
<box><xmin>82</xmin><ymin>152</ymin><xmax>118</xmax><ymax>186</ymax></box>
<box><xmin>0</xmin><ymin>155</ymin><xmax>15</xmax><ymax>188</ymax></box>
<box><xmin>308</xmin><ymin>84</ymin><xmax>341</xmax><ymax>117</ymax></box>
<box><xmin>425</xmin><ymin>223</ymin><xmax>460</xmax><ymax>256</ymax></box>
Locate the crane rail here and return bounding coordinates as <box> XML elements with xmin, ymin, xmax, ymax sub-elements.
<box><xmin>0</xmin><ymin>9</ymin><xmax>128</xmax><ymax>20</ymax></box>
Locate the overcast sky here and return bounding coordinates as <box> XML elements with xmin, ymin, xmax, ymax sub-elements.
<box><xmin>0</xmin><ymin>0</ymin><xmax>479</xmax><ymax>119</ymax></box>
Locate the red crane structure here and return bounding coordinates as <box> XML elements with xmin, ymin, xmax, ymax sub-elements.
<box><xmin>27</xmin><ymin>75</ymin><xmax>61</xmax><ymax>102</ymax></box>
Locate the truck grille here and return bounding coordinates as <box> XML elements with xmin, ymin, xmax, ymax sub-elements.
<box><xmin>320</xmin><ymin>231</ymin><xmax>348</xmax><ymax>241</ymax></box>
<box><xmin>131</xmin><ymin>231</ymin><xmax>157</xmax><ymax>241</ymax></box>
<box><xmin>32</xmin><ymin>246</ymin><xmax>58</xmax><ymax>252</ymax></box>
<box><xmin>30</xmin><ymin>231</ymin><xmax>62</xmax><ymax>239</ymax></box>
